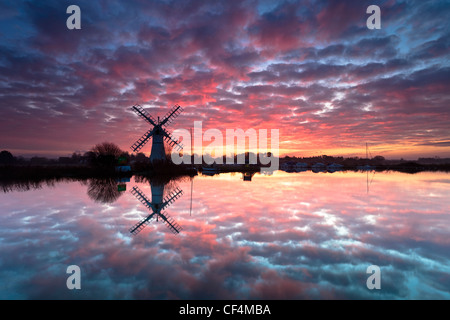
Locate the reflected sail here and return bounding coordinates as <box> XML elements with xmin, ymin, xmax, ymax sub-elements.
<box><xmin>129</xmin><ymin>180</ymin><xmax>183</xmax><ymax>235</ymax></box>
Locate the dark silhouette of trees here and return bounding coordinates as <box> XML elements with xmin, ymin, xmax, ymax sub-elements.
<box><xmin>373</xmin><ymin>155</ymin><xmax>385</xmax><ymax>162</ymax></box>
<box><xmin>133</xmin><ymin>152</ymin><xmax>148</xmax><ymax>163</ymax></box>
<box><xmin>0</xmin><ymin>150</ymin><xmax>16</xmax><ymax>164</ymax></box>
<box><xmin>87</xmin><ymin>178</ymin><xmax>122</xmax><ymax>203</ymax></box>
<box><xmin>88</xmin><ymin>142</ymin><xmax>124</xmax><ymax>167</ymax></box>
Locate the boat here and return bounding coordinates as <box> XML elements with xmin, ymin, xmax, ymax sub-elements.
<box><xmin>357</xmin><ymin>164</ymin><xmax>374</xmax><ymax>171</ymax></box>
<box><xmin>295</xmin><ymin>162</ymin><xmax>308</xmax><ymax>172</ymax></box>
<box><xmin>201</xmin><ymin>165</ymin><xmax>219</xmax><ymax>176</ymax></box>
<box><xmin>311</xmin><ymin>162</ymin><xmax>326</xmax><ymax>173</ymax></box>
<box><xmin>281</xmin><ymin>161</ymin><xmax>296</xmax><ymax>172</ymax></box>
<box><xmin>357</xmin><ymin>143</ymin><xmax>375</xmax><ymax>171</ymax></box>
<box><xmin>327</xmin><ymin>163</ymin><xmax>344</xmax><ymax>173</ymax></box>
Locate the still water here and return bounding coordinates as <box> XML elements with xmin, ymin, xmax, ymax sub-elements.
<box><xmin>0</xmin><ymin>170</ymin><xmax>449</xmax><ymax>299</ymax></box>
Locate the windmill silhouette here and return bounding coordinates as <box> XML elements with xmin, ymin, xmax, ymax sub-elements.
<box><xmin>129</xmin><ymin>182</ymin><xmax>183</xmax><ymax>235</ymax></box>
<box><xmin>130</xmin><ymin>104</ymin><xmax>184</xmax><ymax>163</ymax></box>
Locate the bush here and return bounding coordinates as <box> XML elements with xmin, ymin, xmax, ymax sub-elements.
<box><xmin>88</xmin><ymin>142</ymin><xmax>124</xmax><ymax>167</ymax></box>
<box><xmin>0</xmin><ymin>150</ymin><xmax>16</xmax><ymax>165</ymax></box>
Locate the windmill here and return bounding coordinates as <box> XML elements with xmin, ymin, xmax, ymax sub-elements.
<box><xmin>130</xmin><ymin>104</ymin><xmax>184</xmax><ymax>163</ymax></box>
<box><xmin>129</xmin><ymin>181</ymin><xmax>183</xmax><ymax>235</ymax></box>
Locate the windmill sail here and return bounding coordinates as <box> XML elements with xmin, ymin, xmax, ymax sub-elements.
<box><xmin>129</xmin><ymin>185</ymin><xmax>183</xmax><ymax>235</ymax></box>
<box><xmin>130</xmin><ymin>186</ymin><xmax>153</xmax><ymax>209</ymax></box>
<box><xmin>163</xmin><ymin>104</ymin><xmax>182</xmax><ymax>121</ymax></box>
<box><xmin>161</xmin><ymin>187</ymin><xmax>183</xmax><ymax>210</ymax></box>
<box><xmin>161</xmin><ymin>105</ymin><xmax>183</xmax><ymax>126</ymax></box>
<box><xmin>131</xmin><ymin>128</ymin><xmax>154</xmax><ymax>152</ymax></box>
<box><xmin>131</xmin><ymin>104</ymin><xmax>157</xmax><ymax>126</ymax></box>
<box><xmin>129</xmin><ymin>103</ymin><xmax>184</xmax><ymax>163</ymax></box>
<box><xmin>157</xmin><ymin>211</ymin><xmax>182</xmax><ymax>234</ymax></box>
<box><xmin>162</xmin><ymin>130</ymin><xmax>184</xmax><ymax>151</ymax></box>
<box><xmin>129</xmin><ymin>213</ymin><xmax>155</xmax><ymax>235</ymax></box>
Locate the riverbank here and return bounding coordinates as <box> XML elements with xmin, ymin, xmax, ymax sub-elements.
<box><xmin>0</xmin><ymin>161</ymin><xmax>449</xmax><ymax>183</ymax></box>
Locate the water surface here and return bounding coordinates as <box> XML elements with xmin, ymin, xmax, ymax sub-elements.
<box><xmin>0</xmin><ymin>170</ymin><xmax>449</xmax><ymax>299</ymax></box>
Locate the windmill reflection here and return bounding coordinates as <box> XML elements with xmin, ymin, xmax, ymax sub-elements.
<box><xmin>129</xmin><ymin>179</ymin><xmax>184</xmax><ymax>235</ymax></box>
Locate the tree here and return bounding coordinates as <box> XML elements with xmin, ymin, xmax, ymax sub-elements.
<box><xmin>373</xmin><ymin>155</ymin><xmax>385</xmax><ymax>163</ymax></box>
<box><xmin>71</xmin><ymin>152</ymin><xmax>82</xmax><ymax>163</ymax></box>
<box><xmin>89</xmin><ymin>142</ymin><xmax>123</xmax><ymax>167</ymax></box>
<box><xmin>133</xmin><ymin>152</ymin><xmax>148</xmax><ymax>163</ymax></box>
<box><xmin>87</xmin><ymin>178</ymin><xmax>122</xmax><ymax>203</ymax></box>
<box><xmin>0</xmin><ymin>150</ymin><xmax>15</xmax><ymax>164</ymax></box>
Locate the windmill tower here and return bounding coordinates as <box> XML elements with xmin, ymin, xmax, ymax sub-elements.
<box><xmin>129</xmin><ymin>182</ymin><xmax>183</xmax><ymax>235</ymax></box>
<box><xmin>130</xmin><ymin>104</ymin><xmax>184</xmax><ymax>163</ymax></box>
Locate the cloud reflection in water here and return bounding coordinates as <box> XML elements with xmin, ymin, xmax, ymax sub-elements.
<box><xmin>0</xmin><ymin>171</ymin><xmax>449</xmax><ymax>299</ymax></box>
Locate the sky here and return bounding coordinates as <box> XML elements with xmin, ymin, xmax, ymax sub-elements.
<box><xmin>0</xmin><ymin>0</ymin><xmax>449</xmax><ymax>159</ymax></box>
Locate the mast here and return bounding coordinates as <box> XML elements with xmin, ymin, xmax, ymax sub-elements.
<box><xmin>190</xmin><ymin>127</ymin><xmax>193</xmax><ymax>216</ymax></box>
<box><xmin>190</xmin><ymin>178</ymin><xmax>193</xmax><ymax>216</ymax></box>
<box><xmin>366</xmin><ymin>142</ymin><xmax>368</xmax><ymax>160</ymax></box>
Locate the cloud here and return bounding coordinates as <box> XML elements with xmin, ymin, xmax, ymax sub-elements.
<box><xmin>2</xmin><ymin>172</ymin><xmax>450</xmax><ymax>299</ymax></box>
<box><xmin>0</xmin><ymin>0</ymin><xmax>448</xmax><ymax>158</ymax></box>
